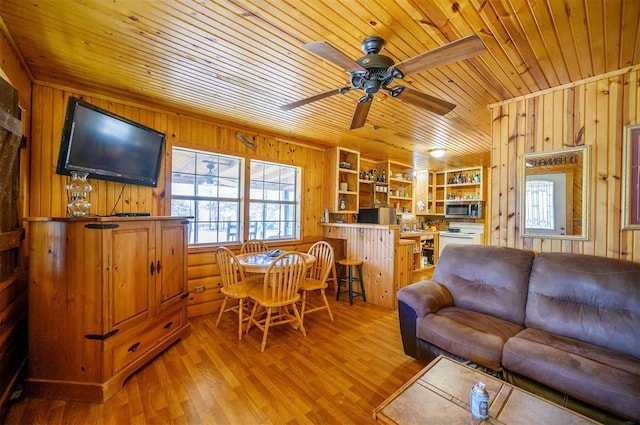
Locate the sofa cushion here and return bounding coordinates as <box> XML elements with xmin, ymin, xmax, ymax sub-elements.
<box><xmin>526</xmin><ymin>252</ymin><xmax>640</xmax><ymax>358</ymax></box>
<box><xmin>416</xmin><ymin>306</ymin><xmax>524</xmax><ymax>371</ymax></box>
<box><xmin>503</xmin><ymin>328</ymin><xmax>640</xmax><ymax>422</ymax></box>
<box><xmin>433</xmin><ymin>244</ymin><xmax>534</xmax><ymax>324</ymax></box>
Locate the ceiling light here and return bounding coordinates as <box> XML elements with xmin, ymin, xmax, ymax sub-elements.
<box><xmin>429</xmin><ymin>148</ymin><xmax>446</xmax><ymax>158</ymax></box>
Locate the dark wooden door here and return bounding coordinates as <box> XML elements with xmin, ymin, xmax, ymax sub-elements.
<box><xmin>0</xmin><ymin>76</ymin><xmax>26</xmax><ymax>419</ymax></box>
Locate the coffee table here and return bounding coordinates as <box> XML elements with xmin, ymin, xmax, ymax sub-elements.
<box><xmin>373</xmin><ymin>355</ymin><xmax>599</xmax><ymax>425</ymax></box>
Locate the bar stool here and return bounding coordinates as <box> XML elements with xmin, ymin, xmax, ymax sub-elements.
<box><xmin>336</xmin><ymin>259</ymin><xmax>366</xmax><ymax>305</ymax></box>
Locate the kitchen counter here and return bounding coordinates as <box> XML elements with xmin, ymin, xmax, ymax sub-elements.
<box><xmin>322</xmin><ymin>223</ymin><xmax>413</xmax><ymax>309</ymax></box>
<box><xmin>400</xmin><ymin>230</ymin><xmax>439</xmax><ymax>238</ymax></box>
<box><xmin>321</xmin><ymin>222</ymin><xmax>400</xmax><ymax>230</ymax></box>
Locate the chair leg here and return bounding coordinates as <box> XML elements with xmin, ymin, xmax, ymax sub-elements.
<box><xmin>348</xmin><ymin>265</ymin><xmax>354</xmax><ymax>306</ymax></box>
<box><xmin>336</xmin><ymin>264</ymin><xmax>344</xmax><ymax>300</ymax></box>
<box><xmin>237</xmin><ymin>298</ymin><xmax>243</xmax><ymax>340</ymax></box>
<box><xmin>320</xmin><ymin>288</ymin><xmax>334</xmax><ymax>321</ymax></box>
<box><xmin>260</xmin><ymin>307</ymin><xmax>273</xmax><ymax>352</ymax></box>
<box><xmin>357</xmin><ymin>264</ymin><xmax>366</xmax><ymax>302</ymax></box>
<box><xmin>300</xmin><ymin>290</ymin><xmax>308</xmax><ymax>324</ymax></box>
<box><xmin>215</xmin><ymin>296</ymin><xmax>228</xmax><ymax>327</ymax></box>
<box><xmin>329</xmin><ymin>262</ymin><xmax>338</xmax><ymax>293</ymax></box>
<box><xmin>291</xmin><ymin>303</ymin><xmax>306</xmax><ymax>337</ymax></box>
<box><xmin>246</xmin><ymin>302</ymin><xmax>259</xmax><ymax>334</ymax></box>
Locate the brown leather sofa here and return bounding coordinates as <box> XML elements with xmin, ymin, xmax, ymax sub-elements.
<box><xmin>397</xmin><ymin>244</ymin><xmax>640</xmax><ymax>423</ymax></box>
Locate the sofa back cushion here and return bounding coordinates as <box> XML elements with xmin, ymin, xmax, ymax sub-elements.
<box><xmin>433</xmin><ymin>244</ymin><xmax>534</xmax><ymax>324</ymax></box>
<box><xmin>526</xmin><ymin>253</ymin><xmax>640</xmax><ymax>358</ymax></box>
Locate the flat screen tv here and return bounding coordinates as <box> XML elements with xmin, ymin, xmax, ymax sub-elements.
<box><xmin>56</xmin><ymin>96</ymin><xmax>166</xmax><ymax>187</ymax></box>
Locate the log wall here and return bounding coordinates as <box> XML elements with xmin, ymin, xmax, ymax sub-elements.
<box><xmin>29</xmin><ymin>83</ymin><xmax>329</xmax><ymax>316</ymax></box>
<box><xmin>489</xmin><ymin>66</ymin><xmax>640</xmax><ymax>262</ymax></box>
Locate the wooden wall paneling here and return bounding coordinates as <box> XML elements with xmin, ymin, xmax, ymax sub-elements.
<box><xmin>507</xmin><ymin>100</ymin><xmax>522</xmax><ymax>249</ymax></box>
<box><xmin>608</xmin><ymin>75</ymin><xmax>624</xmax><ymax>258</ymax></box>
<box><xmin>522</xmin><ymin>96</ymin><xmax>537</xmax><ymax>252</ymax></box>
<box><xmin>29</xmin><ymin>83</ymin><xmax>328</xmax><ymax>226</ymax></box>
<box><xmin>497</xmin><ymin>105</ymin><xmax>509</xmax><ymax>247</ymax></box>
<box><xmin>28</xmin><ymin>83</ymin><xmax>331</xmax><ymax>319</ymax></box>
<box><xmin>323</xmin><ymin>225</ymin><xmax>399</xmax><ymax>310</ymax></box>
<box><xmin>593</xmin><ymin>78</ymin><xmax>611</xmax><ymax>258</ymax></box>
<box><xmin>489</xmin><ymin>106</ymin><xmax>501</xmax><ymax>247</ymax></box>
<box><xmin>622</xmin><ymin>70</ymin><xmax>639</xmax><ymax>260</ymax></box>
<box><xmin>571</xmin><ymin>83</ymin><xmax>586</xmax><ymax>255</ymax></box>
<box><xmin>551</xmin><ymin>89</ymin><xmax>566</xmax><ymax>253</ymax></box>
<box><xmin>582</xmin><ymin>80</ymin><xmax>597</xmax><ymax>256</ymax></box>
<box><xmin>489</xmin><ymin>67</ymin><xmax>640</xmax><ymax>263</ymax></box>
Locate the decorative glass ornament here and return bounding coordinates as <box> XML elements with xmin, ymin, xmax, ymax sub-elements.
<box><xmin>66</xmin><ymin>171</ymin><xmax>92</xmax><ymax>217</ymax></box>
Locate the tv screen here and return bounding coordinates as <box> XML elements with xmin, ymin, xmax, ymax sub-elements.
<box><xmin>56</xmin><ymin>97</ymin><xmax>166</xmax><ymax>187</ymax></box>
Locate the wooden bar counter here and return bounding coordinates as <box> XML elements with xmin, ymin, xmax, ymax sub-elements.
<box><xmin>322</xmin><ymin>223</ymin><xmax>414</xmax><ymax>309</ymax></box>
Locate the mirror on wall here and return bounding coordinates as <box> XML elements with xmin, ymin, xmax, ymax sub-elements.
<box><xmin>520</xmin><ymin>146</ymin><xmax>590</xmax><ymax>240</ymax></box>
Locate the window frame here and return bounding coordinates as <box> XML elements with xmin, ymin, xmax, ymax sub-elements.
<box><xmin>170</xmin><ymin>146</ymin><xmax>302</xmax><ymax>246</ymax></box>
<box><xmin>247</xmin><ymin>159</ymin><xmax>301</xmax><ymax>241</ymax></box>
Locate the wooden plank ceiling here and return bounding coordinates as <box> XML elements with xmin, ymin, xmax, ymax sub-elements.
<box><xmin>0</xmin><ymin>0</ymin><xmax>637</xmax><ymax>169</ymax></box>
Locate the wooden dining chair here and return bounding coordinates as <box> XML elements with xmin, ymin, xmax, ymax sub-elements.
<box><xmin>214</xmin><ymin>247</ymin><xmax>260</xmax><ymax>340</ymax></box>
<box><xmin>299</xmin><ymin>241</ymin><xmax>334</xmax><ymax>324</ymax></box>
<box><xmin>246</xmin><ymin>251</ymin><xmax>307</xmax><ymax>352</ymax></box>
<box><xmin>240</xmin><ymin>240</ymin><xmax>269</xmax><ymax>254</ymax></box>
<box><xmin>240</xmin><ymin>240</ymin><xmax>270</xmax><ymax>279</ymax></box>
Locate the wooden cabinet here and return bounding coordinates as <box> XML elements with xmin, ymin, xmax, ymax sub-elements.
<box><xmin>400</xmin><ymin>232</ymin><xmax>439</xmax><ymax>275</ymax></box>
<box><xmin>434</xmin><ymin>167</ymin><xmax>484</xmax><ymax>215</ymax></box>
<box><xmin>26</xmin><ymin>216</ymin><xmax>191</xmax><ymax>402</ymax></box>
<box><xmin>387</xmin><ymin>161</ymin><xmax>414</xmax><ymax>214</ymax></box>
<box><xmin>414</xmin><ymin>170</ymin><xmax>435</xmax><ymax>215</ymax></box>
<box><xmin>359</xmin><ymin>157</ymin><xmax>388</xmax><ymax>208</ymax></box>
<box><xmin>327</xmin><ymin>146</ymin><xmax>360</xmax><ymax>213</ymax></box>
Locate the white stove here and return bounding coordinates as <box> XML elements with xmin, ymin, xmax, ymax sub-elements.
<box><xmin>439</xmin><ymin>222</ymin><xmax>485</xmax><ymax>256</ymax></box>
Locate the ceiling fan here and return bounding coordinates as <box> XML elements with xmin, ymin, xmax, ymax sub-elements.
<box><xmin>202</xmin><ymin>160</ymin><xmax>216</xmax><ymax>185</ymax></box>
<box><xmin>280</xmin><ymin>35</ymin><xmax>486</xmax><ymax>129</ymax></box>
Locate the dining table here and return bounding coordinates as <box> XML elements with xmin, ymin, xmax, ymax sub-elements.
<box><xmin>236</xmin><ymin>251</ymin><xmax>316</xmax><ymax>275</ymax></box>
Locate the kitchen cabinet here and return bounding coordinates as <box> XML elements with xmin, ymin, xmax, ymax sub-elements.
<box><xmin>414</xmin><ymin>170</ymin><xmax>435</xmax><ymax>215</ymax></box>
<box><xmin>433</xmin><ymin>167</ymin><xmax>484</xmax><ymax>215</ymax></box>
<box><xmin>387</xmin><ymin>161</ymin><xmax>414</xmax><ymax>214</ymax></box>
<box><xmin>400</xmin><ymin>231</ymin><xmax>439</xmax><ymax>275</ymax></box>
<box><xmin>359</xmin><ymin>157</ymin><xmax>388</xmax><ymax>208</ymax></box>
<box><xmin>327</xmin><ymin>146</ymin><xmax>360</xmax><ymax>213</ymax></box>
<box><xmin>26</xmin><ymin>216</ymin><xmax>191</xmax><ymax>402</ymax></box>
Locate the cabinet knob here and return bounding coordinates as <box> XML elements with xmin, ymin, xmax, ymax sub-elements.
<box><xmin>150</xmin><ymin>262</ymin><xmax>155</xmax><ymax>275</ymax></box>
<box><xmin>128</xmin><ymin>342</ymin><xmax>141</xmax><ymax>352</ymax></box>
<box><xmin>156</xmin><ymin>260</ymin><xmax>161</xmax><ymax>274</ymax></box>
<box><xmin>163</xmin><ymin>321</ymin><xmax>173</xmax><ymax>330</ymax></box>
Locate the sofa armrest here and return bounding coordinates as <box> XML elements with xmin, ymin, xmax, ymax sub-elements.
<box><xmin>397</xmin><ymin>280</ymin><xmax>453</xmax><ymax>317</ymax></box>
<box><xmin>397</xmin><ymin>281</ymin><xmax>453</xmax><ymax>359</ymax></box>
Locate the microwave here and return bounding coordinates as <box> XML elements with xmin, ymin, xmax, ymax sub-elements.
<box><xmin>445</xmin><ymin>200</ymin><xmax>484</xmax><ymax>218</ymax></box>
<box><xmin>357</xmin><ymin>207</ymin><xmax>397</xmax><ymax>224</ymax></box>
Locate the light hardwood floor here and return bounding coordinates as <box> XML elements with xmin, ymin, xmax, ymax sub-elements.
<box><xmin>5</xmin><ymin>294</ymin><xmax>423</xmax><ymax>424</ymax></box>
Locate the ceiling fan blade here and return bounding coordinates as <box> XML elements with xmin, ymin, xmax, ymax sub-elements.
<box><xmin>391</xmin><ymin>35</ymin><xmax>486</xmax><ymax>78</ymax></box>
<box><xmin>349</xmin><ymin>96</ymin><xmax>372</xmax><ymax>129</ymax></box>
<box><xmin>279</xmin><ymin>87</ymin><xmax>350</xmax><ymax>111</ymax></box>
<box><xmin>390</xmin><ymin>87</ymin><xmax>455</xmax><ymax>115</ymax></box>
<box><xmin>304</xmin><ymin>41</ymin><xmax>367</xmax><ymax>73</ymax></box>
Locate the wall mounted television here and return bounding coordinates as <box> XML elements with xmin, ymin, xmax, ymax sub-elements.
<box><xmin>56</xmin><ymin>96</ymin><xmax>166</xmax><ymax>187</ymax></box>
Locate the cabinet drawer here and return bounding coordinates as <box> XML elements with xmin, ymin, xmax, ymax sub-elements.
<box><xmin>112</xmin><ymin>309</ymin><xmax>183</xmax><ymax>372</ymax></box>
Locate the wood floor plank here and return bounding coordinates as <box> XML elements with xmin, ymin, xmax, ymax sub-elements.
<box><xmin>5</xmin><ymin>296</ymin><xmax>423</xmax><ymax>424</ymax></box>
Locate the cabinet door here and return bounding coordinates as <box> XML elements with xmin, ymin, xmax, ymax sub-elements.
<box><xmin>109</xmin><ymin>221</ymin><xmax>155</xmax><ymax>329</ymax></box>
<box><xmin>156</xmin><ymin>220</ymin><xmax>187</xmax><ymax>311</ymax></box>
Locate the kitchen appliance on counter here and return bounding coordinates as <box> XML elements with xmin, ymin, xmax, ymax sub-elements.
<box><xmin>444</xmin><ymin>200</ymin><xmax>483</xmax><ymax>218</ymax></box>
<box><xmin>438</xmin><ymin>222</ymin><xmax>484</xmax><ymax>256</ymax></box>
<box><xmin>357</xmin><ymin>207</ymin><xmax>397</xmax><ymax>224</ymax></box>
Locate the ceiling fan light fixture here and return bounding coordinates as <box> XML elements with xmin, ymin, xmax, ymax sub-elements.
<box><xmin>429</xmin><ymin>148</ymin><xmax>446</xmax><ymax>158</ymax></box>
